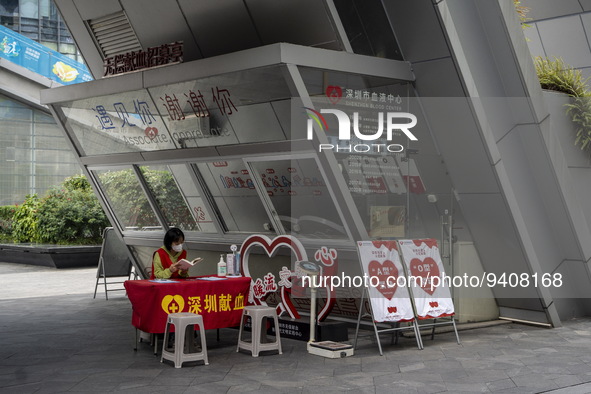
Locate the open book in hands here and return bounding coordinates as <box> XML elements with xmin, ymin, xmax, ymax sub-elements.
<box><xmin>176</xmin><ymin>258</ymin><xmax>203</xmax><ymax>271</ymax></box>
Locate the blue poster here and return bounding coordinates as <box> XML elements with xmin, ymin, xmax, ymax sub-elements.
<box><xmin>0</xmin><ymin>24</ymin><xmax>92</xmax><ymax>85</ymax></box>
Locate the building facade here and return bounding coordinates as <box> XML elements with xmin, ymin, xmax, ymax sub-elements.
<box><xmin>0</xmin><ymin>0</ymin><xmax>87</xmax><ymax>205</ymax></box>
<box><xmin>0</xmin><ymin>0</ymin><xmax>82</xmax><ymax>62</ymax></box>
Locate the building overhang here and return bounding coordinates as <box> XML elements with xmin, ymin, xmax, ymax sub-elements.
<box><xmin>40</xmin><ymin>42</ymin><xmax>414</xmax><ymax>105</ymax></box>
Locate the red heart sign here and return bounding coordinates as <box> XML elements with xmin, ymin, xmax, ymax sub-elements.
<box><xmin>240</xmin><ymin>235</ymin><xmax>307</xmax><ymax>320</ymax></box>
<box><xmin>371</xmin><ymin>241</ymin><xmax>397</xmax><ymax>251</ymax></box>
<box><xmin>368</xmin><ymin>260</ymin><xmax>398</xmax><ymax>300</ymax></box>
<box><xmin>145</xmin><ymin>127</ymin><xmax>158</xmax><ymax>139</ymax></box>
<box><xmin>326</xmin><ymin>85</ymin><xmax>342</xmax><ymax>104</ymax></box>
<box><xmin>409</xmin><ymin>257</ymin><xmax>440</xmax><ymax>295</ymax></box>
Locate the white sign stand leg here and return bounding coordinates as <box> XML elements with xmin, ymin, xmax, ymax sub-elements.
<box><xmin>353</xmin><ymin>288</ymin><xmax>423</xmax><ymax>355</ymax></box>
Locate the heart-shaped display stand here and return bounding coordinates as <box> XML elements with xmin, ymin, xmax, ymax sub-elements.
<box><xmin>240</xmin><ymin>234</ymin><xmax>308</xmax><ymax>319</ymax></box>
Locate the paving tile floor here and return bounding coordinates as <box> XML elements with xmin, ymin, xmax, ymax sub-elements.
<box><xmin>1</xmin><ymin>262</ymin><xmax>591</xmax><ymax>393</ymax></box>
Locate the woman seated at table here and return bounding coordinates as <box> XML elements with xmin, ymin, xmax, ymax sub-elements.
<box><xmin>151</xmin><ymin>227</ymin><xmax>194</xmax><ymax>279</ymax></box>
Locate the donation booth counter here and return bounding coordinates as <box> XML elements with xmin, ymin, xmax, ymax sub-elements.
<box><xmin>124</xmin><ymin>276</ymin><xmax>251</xmax><ymax>333</ymax></box>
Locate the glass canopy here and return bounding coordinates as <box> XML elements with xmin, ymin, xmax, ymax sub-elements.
<box><xmin>45</xmin><ymin>45</ymin><xmax>456</xmax><ymax>261</ymax></box>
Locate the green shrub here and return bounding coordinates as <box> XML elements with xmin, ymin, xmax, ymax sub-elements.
<box><xmin>9</xmin><ymin>175</ymin><xmax>109</xmax><ymax>245</ymax></box>
<box><xmin>62</xmin><ymin>174</ymin><xmax>93</xmax><ymax>192</ymax></box>
<box><xmin>567</xmin><ymin>96</ymin><xmax>591</xmax><ymax>153</ymax></box>
<box><xmin>11</xmin><ymin>194</ymin><xmax>39</xmax><ymax>243</ymax></box>
<box><xmin>535</xmin><ymin>57</ymin><xmax>591</xmax><ymax>156</ymax></box>
<box><xmin>35</xmin><ymin>188</ymin><xmax>109</xmax><ymax>245</ymax></box>
<box><xmin>534</xmin><ymin>57</ymin><xmax>589</xmax><ymax>97</ymax></box>
<box><xmin>0</xmin><ymin>205</ymin><xmax>16</xmax><ymax>242</ymax></box>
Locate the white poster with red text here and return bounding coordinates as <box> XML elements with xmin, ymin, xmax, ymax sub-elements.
<box><xmin>397</xmin><ymin>239</ymin><xmax>454</xmax><ymax>320</ymax></box>
<box><xmin>357</xmin><ymin>241</ymin><xmax>414</xmax><ymax>323</ymax></box>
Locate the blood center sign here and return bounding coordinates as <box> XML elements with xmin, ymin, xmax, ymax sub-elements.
<box><xmin>357</xmin><ymin>241</ymin><xmax>414</xmax><ymax>323</ymax></box>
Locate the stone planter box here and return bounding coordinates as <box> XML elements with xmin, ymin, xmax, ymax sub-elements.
<box><xmin>0</xmin><ymin>243</ymin><xmax>101</xmax><ymax>268</ymax></box>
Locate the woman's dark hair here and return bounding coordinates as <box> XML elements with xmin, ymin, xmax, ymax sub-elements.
<box><xmin>163</xmin><ymin>227</ymin><xmax>184</xmax><ymax>251</ymax></box>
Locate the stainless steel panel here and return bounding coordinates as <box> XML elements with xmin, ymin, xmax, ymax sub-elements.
<box><xmin>551</xmin><ymin>261</ymin><xmax>591</xmax><ymax>300</ymax></box>
<box><xmin>581</xmin><ymin>0</ymin><xmax>591</xmax><ymax>12</ymax></box>
<box><xmin>498</xmin><ymin>125</ymin><xmax>579</xmax><ymax>266</ymax></box>
<box><xmin>54</xmin><ymin>0</ymin><xmax>106</xmax><ymax>79</ymax></box>
<box><xmin>120</xmin><ymin>0</ymin><xmax>202</xmax><ymax>61</ymax></box>
<box><xmin>284</xmin><ymin>45</ymin><xmax>414</xmax><ymax>82</ymax></box>
<box><xmin>581</xmin><ymin>13</ymin><xmax>591</xmax><ymax>55</ymax></box>
<box><xmin>71</xmin><ymin>0</ymin><xmax>122</xmax><ymax>20</ymax></box>
<box><xmin>419</xmin><ymin>97</ymin><xmax>501</xmax><ymax>194</ymax></box>
<box><xmin>458</xmin><ymin>193</ymin><xmax>542</xmax><ymax>301</ymax></box>
<box><xmin>247</xmin><ymin>0</ymin><xmax>342</xmax><ymax>50</ymax></box>
<box><xmin>227</xmin><ymin>103</ymin><xmax>285</xmax><ymax>144</ymax></box>
<box><xmin>40</xmin><ymin>72</ymin><xmax>144</xmax><ymax>104</ymax></box>
<box><xmin>177</xmin><ymin>0</ymin><xmax>261</xmax><ymax>58</ymax></box>
<box><xmin>498</xmin><ymin>306</ymin><xmax>550</xmax><ymax>325</ymax></box>
<box><xmin>569</xmin><ymin>167</ymin><xmax>591</xmax><ymax>241</ymax></box>
<box><xmin>580</xmin><ymin>67</ymin><xmax>591</xmax><ymax>82</ymax></box>
<box><xmin>536</xmin><ymin>15</ymin><xmax>591</xmax><ymax>69</ymax></box>
<box><xmin>81</xmin><ymin>152</ymin><xmax>145</xmax><ymax>166</ymax></box>
<box><xmin>553</xmin><ymin>298</ymin><xmax>591</xmax><ymax>320</ymax></box>
<box><xmin>521</xmin><ymin>0</ymin><xmax>583</xmax><ymax>21</ymax></box>
<box><xmin>270</xmin><ymin>100</ymin><xmax>292</xmax><ymax>140</ymax></box>
<box><xmin>524</xmin><ymin>24</ymin><xmax>546</xmax><ymax>59</ymax></box>
<box><xmin>383</xmin><ymin>0</ymin><xmax>451</xmax><ymax>63</ymax></box>
<box><xmin>142</xmin><ymin>45</ymin><xmax>283</xmax><ymax>89</ymax></box>
<box><xmin>215</xmin><ymin>141</ymin><xmax>310</xmax><ymax>158</ymax></box>
<box><xmin>411</xmin><ymin>58</ymin><xmax>465</xmax><ymax>98</ymax></box>
<box><xmin>42</xmin><ymin>44</ymin><xmax>413</xmax><ymax>105</ymax></box>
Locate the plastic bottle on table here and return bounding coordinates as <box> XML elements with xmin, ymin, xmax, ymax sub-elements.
<box><xmin>217</xmin><ymin>254</ymin><xmax>227</xmax><ymax>277</ymax></box>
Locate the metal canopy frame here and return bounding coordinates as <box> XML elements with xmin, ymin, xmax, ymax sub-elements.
<box><xmin>42</xmin><ymin>42</ymin><xmax>416</xmax><ymax>277</ymax></box>
<box><xmin>40</xmin><ymin>42</ymin><xmax>414</xmax><ymax>106</ymax></box>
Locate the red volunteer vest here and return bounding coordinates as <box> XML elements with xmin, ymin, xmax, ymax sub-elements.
<box><xmin>150</xmin><ymin>247</ymin><xmax>187</xmax><ymax>279</ymax></box>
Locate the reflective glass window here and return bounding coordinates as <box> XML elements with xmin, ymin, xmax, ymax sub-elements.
<box><xmin>55</xmin><ymin>66</ymin><xmax>293</xmax><ymax>156</ymax></box>
<box><xmin>19</xmin><ymin>0</ymin><xmax>38</xmax><ymax>18</ymax></box>
<box><xmin>139</xmin><ymin>164</ymin><xmax>217</xmax><ymax>233</ymax></box>
<box><xmin>92</xmin><ymin>167</ymin><xmax>161</xmax><ymax>231</ymax></box>
<box><xmin>195</xmin><ymin>160</ymin><xmax>272</xmax><ymax>233</ymax></box>
<box><xmin>0</xmin><ymin>94</ymin><xmax>80</xmax><ymax>205</ymax></box>
<box><xmin>249</xmin><ymin>158</ymin><xmax>349</xmax><ymax>240</ymax></box>
<box><xmin>60</xmin><ymin>89</ymin><xmax>174</xmax><ymax>156</ymax></box>
<box><xmin>147</xmin><ymin>66</ymin><xmax>291</xmax><ymax>148</ymax></box>
<box><xmin>295</xmin><ymin>73</ymin><xmax>414</xmax><ymax>238</ymax></box>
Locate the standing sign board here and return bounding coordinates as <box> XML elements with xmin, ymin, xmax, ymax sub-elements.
<box><xmin>355</xmin><ymin>239</ymin><xmax>460</xmax><ymax>355</ymax></box>
<box><xmin>355</xmin><ymin>241</ymin><xmax>422</xmax><ymax>354</ymax></box>
<box><xmin>397</xmin><ymin>239</ymin><xmax>455</xmax><ymax>319</ymax></box>
<box><xmin>357</xmin><ymin>241</ymin><xmax>414</xmax><ymax>322</ymax></box>
<box><xmin>93</xmin><ymin>227</ymin><xmax>134</xmax><ymax>300</ymax></box>
<box><xmin>398</xmin><ymin>238</ymin><xmax>460</xmax><ymax>347</ymax></box>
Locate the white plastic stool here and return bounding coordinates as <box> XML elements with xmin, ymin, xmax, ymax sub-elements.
<box><xmin>161</xmin><ymin>313</ymin><xmax>208</xmax><ymax>368</ymax></box>
<box><xmin>236</xmin><ymin>305</ymin><xmax>282</xmax><ymax>357</ymax></box>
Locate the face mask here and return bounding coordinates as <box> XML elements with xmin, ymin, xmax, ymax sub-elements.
<box><xmin>172</xmin><ymin>243</ymin><xmax>183</xmax><ymax>253</ymax></box>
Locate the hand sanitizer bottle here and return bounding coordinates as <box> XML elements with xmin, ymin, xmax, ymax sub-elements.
<box><xmin>217</xmin><ymin>254</ymin><xmax>227</xmax><ymax>277</ymax></box>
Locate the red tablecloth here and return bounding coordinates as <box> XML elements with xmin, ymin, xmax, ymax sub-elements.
<box><xmin>124</xmin><ymin>276</ymin><xmax>251</xmax><ymax>333</ymax></box>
